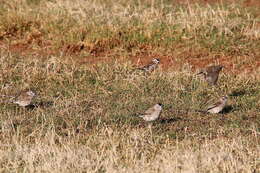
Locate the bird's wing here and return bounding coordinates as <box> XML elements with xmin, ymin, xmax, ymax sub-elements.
<box><xmin>207</xmin><ymin>70</ymin><xmax>220</xmax><ymax>77</ymax></box>
<box><xmin>207</xmin><ymin>65</ymin><xmax>222</xmax><ymax>73</ymax></box>
<box><xmin>15</xmin><ymin>93</ymin><xmax>25</xmax><ymax>101</ymax></box>
<box><xmin>142</xmin><ymin>63</ymin><xmax>154</xmax><ymax>70</ymax></box>
<box><xmin>206</xmin><ymin>66</ymin><xmax>215</xmax><ymax>73</ymax></box>
<box><xmin>206</xmin><ymin>101</ymin><xmax>221</xmax><ymax>110</ymax></box>
<box><xmin>137</xmin><ymin>65</ymin><xmax>148</xmax><ymax>71</ymax></box>
<box><xmin>144</xmin><ymin>106</ymin><xmax>156</xmax><ymax>115</ymax></box>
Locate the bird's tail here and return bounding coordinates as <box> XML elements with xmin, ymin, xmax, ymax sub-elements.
<box><xmin>138</xmin><ymin>114</ymin><xmax>145</xmax><ymax>118</ymax></box>
<box><xmin>127</xmin><ymin>67</ymin><xmax>146</xmax><ymax>74</ymax></box>
<box><xmin>129</xmin><ymin>111</ymin><xmax>144</xmax><ymax>118</ymax></box>
<box><xmin>0</xmin><ymin>95</ymin><xmax>15</xmax><ymax>103</ymax></box>
<box><xmin>193</xmin><ymin>109</ymin><xmax>207</xmax><ymax>114</ymax></box>
<box><xmin>136</xmin><ymin>67</ymin><xmax>146</xmax><ymax>71</ymax></box>
<box><xmin>196</xmin><ymin>71</ymin><xmax>203</xmax><ymax>75</ymax></box>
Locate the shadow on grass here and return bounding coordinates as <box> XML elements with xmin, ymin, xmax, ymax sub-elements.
<box><xmin>221</xmin><ymin>105</ymin><xmax>234</xmax><ymax>114</ymax></box>
<box><xmin>159</xmin><ymin>117</ymin><xmax>182</xmax><ymax>124</ymax></box>
<box><xmin>230</xmin><ymin>88</ymin><xmax>259</xmax><ymax>97</ymax></box>
<box><xmin>25</xmin><ymin>101</ymin><xmax>54</xmax><ymax>110</ymax></box>
<box><xmin>229</xmin><ymin>89</ymin><xmax>246</xmax><ymax>97</ymax></box>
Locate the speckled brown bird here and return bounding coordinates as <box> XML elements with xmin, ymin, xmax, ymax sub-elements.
<box><xmin>138</xmin><ymin>58</ymin><xmax>160</xmax><ymax>72</ymax></box>
<box><xmin>11</xmin><ymin>90</ymin><xmax>36</xmax><ymax>107</ymax></box>
<box><xmin>197</xmin><ymin>65</ymin><xmax>223</xmax><ymax>85</ymax></box>
<box><xmin>138</xmin><ymin>103</ymin><xmax>163</xmax><ymax>122</ymax></box>
<box><xmin>206</xmin><ymin>96</ymin><xmax>228</xmax><ymax>114</ymax></box>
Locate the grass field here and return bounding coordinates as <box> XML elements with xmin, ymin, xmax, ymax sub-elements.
<box><xmin>0</xmin><ymin>0</ymin><xmax>260</xmax><ymax>172</ymax></box>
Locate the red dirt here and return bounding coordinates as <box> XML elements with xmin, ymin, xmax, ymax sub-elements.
<box><xmin>243</xmin><ymin>0</ymin><xmax>260</xmax><ymax>7</ymax></box>
<box><xmin>0</xmin><ymin>0</ymin><xmax>259</xmax><ymax>74</ymax></box>
<box><xmin>1</xmin><ymin>39</ymin><xmax>259</xmax><ymax>75</ymax></box>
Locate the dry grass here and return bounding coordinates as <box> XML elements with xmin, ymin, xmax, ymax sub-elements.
<box><xmin>0</xmin><ymin>0</ymin><xmax>259</xmax><ymax>52</ymax></box>
<box><xmin>0</xmin><ymin>0</ymin><xmax>260</xmax><ymax>172</ymax></box>
<box><xmin>0</xmin><ymin>52</ymin><xmax>259</xmax><ymax>172</ymax></box>
<box><xmin>0</xmin><ymin>128</ymin><xmax>259</xmax><ymax>173</ymax></box>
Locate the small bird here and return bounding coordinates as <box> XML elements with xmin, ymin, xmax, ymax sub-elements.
<box><xmin>197</xmin><ymin>65</ymin><xmax>223</xmax><ymax>85</ymax></box>
<box><xmin>11</xmin><ymin>90</ymin><xmax>36</xmax><ymax>107</ymax></box>
<box><xmin>138</xmin><ymin>103</ymin><xmax>163</xmax><ymax>122</ymax></box>
<box><xmin>138</xmin><ymin>58</ymin><xmax>160</xmax><ymax>72</ymax></box>
<box><xmin>205</xmin><ymin>96</ymin><xmax>228</xmax><ymax>114</ymax></box>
